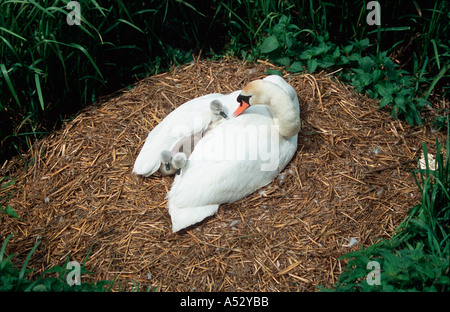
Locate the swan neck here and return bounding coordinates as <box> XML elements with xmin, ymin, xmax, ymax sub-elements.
<box><xmin>266</xmin><ymin>85</ymin><xmax>300</xmax><ymax>137</ymax></box>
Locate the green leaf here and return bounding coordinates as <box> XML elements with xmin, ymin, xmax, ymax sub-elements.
<box><xmin>289</xmin><ymin>61</ymin><xmax>304</xmax><ymax>73</ymax></box>
<box><xmin>317</xmin><ymin>60</ymin><xmax>335</xmax><ymax>68</ymax></box>
<box><xmin>260</xmin><ymin>35</ymin><xmax>279</xmax><ymax>54</ymax></box>
<box><xmin>348</xmin><ymin>53</ymin><xmax>361</xmax><ymax>62</ymax></box>
<box><xmin>275</xmin><ymin>56</ymin><xmax>290</xmax><ymax>67</ymax></box>
<box><xmin>32</xmin><ymin>284</ymin><xmax>48</xmax><ymax>292</ymax></box>
<box><xmin>342</xmin><ymin>44</ymin><xmax>353</xmax><ymax>54</ymax></box>
<box><xmin>310</xmin><ymin>45</ymin><xmax>329</xmax><ymax>56</ymax></box>
<box><xmin>379</xmin><ymin>96</ymin><xmax>393</xmax><ymax>109</ymax></box>
<box><xmin>116</xmin><ymin>19</ymin><xmax>144</xmax><ymax>34</ymax></box>
<box><xmin>67</xmin><ymin>43</ymin><xmax>104</xmax><ymax>80</ymax></box>
<box><xmin>0</xmin><ymin>63</ymin><xmax>20</xmax><ymax>108</ymax></box>
<box><xmin>0</xmin><ymin>27</ymin><xmax>27</xmax><ymax>41</ymax></box>
<box><xmin>359</xmin><ymin>38</ymin><xmax>370</xmax><ymax>49</ymax></box>
<box><xmin>1</xmin><ymin>205</ymin><xmax>20</xmax><ymax>220</ymax></box>
<box><xmin>394</xmin><ymin>96</ymin><xmax>406</xmax><ymax>111</ymax></box>
<box><xmin>375</xmin><ymin>83</ymin><xmax>395</xmax><ymax>97</ymax></box>
<box><xmin>16</xmin><ymin>240</ymin><xmax>41</xmax><ymax>290</ymax></box>
<box><xmin>307</xmin><ymin>59</ymin><xmax>318</xmax><ymax>73</ymax></box>
<box><xmin>300</xmin><ymin>49</ymin><xmax>314</xmax><ymax>60</ymax></box>
<box><xmin>332</xmin><ymin>46</ymin><xmax>341</xmax><ymax>59</ymax></box>
<box><xmin>360</xmin><ymin>73</ymin><xmax>372</xmax><ymax>86</ymax></box>
<box><xmin>265</xmin><ymin>69</ymin><xmax>282</xmax><ymax>76</ymax></box>
<box><xmin>34</xmin><ymin>73</ymin><xmax>45</xmax><ymax>111</ymax></box>
<box><xmin>0</xmin><ymin>234</ymin><xmax>14</xmax><ymax>262</ymax></box>
<box><xmin>372</xmin><ymin>69</ymin><xmax>382</xmax><ymax>82</ymax></box>
<box><xmin>359</xmin><ymin>56</ymin><xmax>375</xmax><ymax>72</ymax></box>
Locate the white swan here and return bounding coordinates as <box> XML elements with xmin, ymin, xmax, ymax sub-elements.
<box><xmin>133</xmin><ymin>93</ymin><xmax>236</xmax><ymax>177</ymax></box>
<box><xmin>167</xmin><ymin>75</ymin><xmax>300</xmax><ymax>232</ymax></box>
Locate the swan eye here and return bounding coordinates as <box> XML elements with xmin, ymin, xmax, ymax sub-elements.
<box><xmin>237</xmin><ymin>94</ymin><xmax>251</xmax><ymax>107</ymax></box>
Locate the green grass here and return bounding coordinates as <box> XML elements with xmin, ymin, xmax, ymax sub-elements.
<box><xmin>0</xmin><ymin>232</ymin><xmax>161</xmax><ymax>292</ymax></box>
<box><xmin>0</xmin><ymin>0</ymin><xmax>197</xmax><ymax>162</ymax></box>
<box><xmin>0</xmin><ymin>234</ymin><xmax>114</xmax><ymax>291</ymax></box>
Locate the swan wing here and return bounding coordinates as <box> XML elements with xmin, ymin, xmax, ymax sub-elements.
<box><xmin>167</xmin><ymin>107</ymin><xmax>297</xmax><ymax>232</ymax></box>
<box><xmin>133</xmin><ymin>92</ymin><xmax>240</xmax><ymax>176</ymax></box>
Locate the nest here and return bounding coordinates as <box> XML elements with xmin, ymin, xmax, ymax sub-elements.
<box><xmin>0</xmin><ymin>58</ymin><xmax>445</xmax><ymax>291</ymax></box>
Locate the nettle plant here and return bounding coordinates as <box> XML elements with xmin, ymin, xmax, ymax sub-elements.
<box><xmin>258</xmin><ymin>15</ymin><xmax>430</xmax><ymax>126</ymax></box>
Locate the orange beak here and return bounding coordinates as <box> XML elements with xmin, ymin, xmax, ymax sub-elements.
<box><xmin>234</xmin><ymin>100</ymin><xmax>250</xmax><ymax>117</ymax></box>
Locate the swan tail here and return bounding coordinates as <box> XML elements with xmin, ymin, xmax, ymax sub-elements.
<box><xmin>132</xmin><ymin>152</ymin><xmax>160</xmax><ymax>177</ymax></box>
<box><xmin>168</xmin><ymin>203</ymin><xmax>219</xmax><ymax>233</ymax></box>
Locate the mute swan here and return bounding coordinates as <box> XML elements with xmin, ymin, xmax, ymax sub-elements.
<box><xmin>159</xmin><ymin>151</ymin><xmax>188</xmax><ymax>176</ymax></box>
<box><xmin>167</xmin><ymin>75</ymin><xmax>300</xmax><ymax>232</ymax></box>
<box><xmin>133</xmin><ymin>93</ymin><xmax>237</xmax><ymax>177</ymax></box>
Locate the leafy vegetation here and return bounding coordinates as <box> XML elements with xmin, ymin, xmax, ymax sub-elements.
<box><xmin>0</xmin><ymin>0</ymin><xmax>197</xmax><ymax>161</ymax></box>
<box><xmin>0</xmin><ymin>234</ymin><xmax>114</xmax><ymax>291</ymax></box>
<box><xmin>255</xmin><ymin>13</ymin><xmax>447</xmax><ymax>127</ymax></box>
<box><xmin>1</xmin><ymin>0</ymin><xmax>449</xmax><ymax>161</ymax></box>
<box><xmin>0</xmin><ymin>232</ymin><xmax>161</xmax><ymax>292</ymax></box>
<box><xmin>322</xmin><ymin>125</ymin><xmax>450</xmax><ymax>292</ymax></box>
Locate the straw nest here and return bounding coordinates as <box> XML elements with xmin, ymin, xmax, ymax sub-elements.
<box><xmin>1</xmin><ymin>58</ymin><xmax>445</xmax><ymax>291</ymax></box>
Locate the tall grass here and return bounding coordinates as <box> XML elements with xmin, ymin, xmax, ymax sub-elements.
<box><xmin>0</xmin><ymin>0</ymin><xmax>200</xmax><ymax>161</ymax></box>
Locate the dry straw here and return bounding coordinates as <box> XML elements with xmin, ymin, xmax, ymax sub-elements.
<box><xmin>0</xmin><ymin>58</ymin><xmax>445</xmax><ymax>291</ymax></box>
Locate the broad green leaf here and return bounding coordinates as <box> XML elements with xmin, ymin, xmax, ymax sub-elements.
<box><xmin>379</xmin><ymin>96</ymin><xmax>393</xmax><ymax>108</ymax></box>
<box><xmin>359</xmin><ymin>56</ymin><xmax>375</xmax><ymax>72</ymax></box>
<box><xmin>307</xmin><ymin>59</ymin><xmax>318</xmax><ymax>73</ymax></box>
<box><xmin>342</xmin><ymin>44</ymin><xmax>353</xmax><ymax>54</ymax></box>
<box><xmin>332</xmin><ymin>46</ymin><xmax>341</xmax><ymax>59</ymax></box>
<box><xmin>317</xmin><ymin>60</ymin><xmax>335</xmax><ymax>68</ymax></box>
<box><xmin>372</xmin><ymin>69</ymin><xmax>382</xmax><ymax>82</ymax></box>
<box><xmin>275</xmin><ymin>56</ymin><xmax>290</xmax><ymax>67</ymax></box>
<box><xmin>300</xmin><ymin>49</ymin><xmax>314</xmax><ymax>60</ymax></box>
<box><xmin>348</xmin><ymin>53</ymin><xmax>361</xmax><ymax>62</ymax></box>
<box><xmin>260</xmin><ymin>35</ymin><xmax>279</xmax><ymax>54</ymax></box>
<box><xmin>289</xmin><ymin>61</ymin><xmax>304</xmax><ymax>73</ymax></box>
<box><xmin>394</xmin><ymin>96</ymin><xmax>406</xmax><ymax>111</ymax></box>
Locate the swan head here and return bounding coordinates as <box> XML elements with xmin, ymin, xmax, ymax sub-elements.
<box><xmin>172</xmin><ymin>153</ymin><xmax>187</xmax><ymax>175</ymax></box>
<box><xmin>234</xmin><ymin>79</ymin><xmax>272</xmax><ymax>117</ymax></box>
<box><xmin>234</xmin><ymin>78</ymin><xmax>301</xmax><ymax>137</ymax></box>
<box><xmin>160</xmin><ymin>150</ymin><xmax>172</xmax><ymax>171</ymax></box>
<box><xmin>210</xmin><ymin>100</ymin><xmax>228</xmax><ymax>119</ymax></box>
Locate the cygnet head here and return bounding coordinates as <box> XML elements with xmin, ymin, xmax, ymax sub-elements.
<box><xmin>210</xmin><ymin>100</ymin><xmax>228</xmax><ymax>119</ymax></box>
<box><xmin>160</xmin><ymin>150</ymin><xmax>172</xmax><ymax>171</ymax></box>
<box><xmin>172</xmin><ymin>153</ymin><xmax>187</xmax><ymax>175</ymax></box>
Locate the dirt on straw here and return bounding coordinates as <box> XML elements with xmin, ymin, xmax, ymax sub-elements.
<box><xmin>0</xmin><ymin>58</ymin><xmax>446</xmax><ymax>291</ymax></box>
